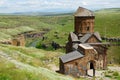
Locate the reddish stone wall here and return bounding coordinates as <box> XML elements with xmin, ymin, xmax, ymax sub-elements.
<box><xmin>74</xmin><ymin>17</ymin><xmax>94</xmax><ymax>34</ymax></box>
<box><xmin>93</xmin><ymin>45</ymin><xmax>108</xmax><ymax>69</ymax></box>
<box><xmin>62</xmin><ymin>49</ymin><xmax>96</xmax><ymax>77</ymax></box>
<box><xmin>86</xmin><ymin>36</ymin><xmax>100</xmax><ymax>43</ymax></box>
<box><xmin>60</xmin><ymin>45</ymin><xmax>107</xmax><ymax>77</ymax></box>
<box><xmin>96</xmin><ymin>54</ymin><xmax>103</xmax><ymax>69</ymax></box>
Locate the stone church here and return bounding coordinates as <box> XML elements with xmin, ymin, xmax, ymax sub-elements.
<box><xmin>59</xmin><ymin>7</ymin><xmax>109</xmax><ymax>77</ymax></box>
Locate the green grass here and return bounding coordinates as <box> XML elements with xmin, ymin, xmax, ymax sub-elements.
<box><xmin>0</xmin><ymin>61</ymin><xmax>44</xmax><ymax>80</ymax></box>
<box><xmin>105</xmin><ymin>70</ymin><xmax>120</xmax><ymax>80</ymax></box>
<box><xmin>0</xmin><ymin>44</ymin><xmax>73</xmax><ymax>80</ymax></box>
<box><xmin>0</xmin><ymin>57</ymin><xmax>73</xmax><ymax>80</ymax></box>
<box><xmin>0</xmin><ymin>43</ymin><xmax>64</xmax><ymax>67</ymax></box>
<box><xmin>107</xmin><ymin>46</ymin><xmax>120</xmax><ymax>64</ymax></box>
<box><xmin>95</xmin><ymin>8</ymin><xmax>120</xmax><ymax>13</ymax></box>
<box><xmin>95</xmin><ymin>12</ymin><xmax>120</xmax><ymax>37</ymax></box>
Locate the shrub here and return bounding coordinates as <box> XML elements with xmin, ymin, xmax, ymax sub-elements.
<box><xmin>105</xmin><ymin>74</ymin><xmax>112</xmax><ymax>78</ymax></box>
<box><xmin>0</xmin><ymin>73</ymin><xmax>11</xmax><ymax>80</ymax></box>
<box><xmin>113</xmin><ymin>71</ymin><xmax>119</xmax><ymax>76</ymax></box>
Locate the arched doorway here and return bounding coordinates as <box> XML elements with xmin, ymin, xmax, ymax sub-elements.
<box><xmin>90</xmin><ymin>62</ymin><xmax>94</xmax><ymax>69</ymax></box>
<box><xmin>87</xmin><ymin>61</ymin><xmax>95</xmax><ymax>76</ymax></box>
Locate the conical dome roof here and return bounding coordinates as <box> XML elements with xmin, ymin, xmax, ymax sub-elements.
<box><xmin>74</xmin><ymin>7</ymin><xmax>94</xmax><ymax>17</ymax></box>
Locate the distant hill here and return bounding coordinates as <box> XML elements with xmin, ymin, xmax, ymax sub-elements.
<box><xmin>95</xmin><ymin>8</ymin><xmax>120</xmax><ymax>13</ymax></box>
<box><xmin>0</xmin><ymin>8</ymin><xmax>120</xmax><ymax>16</ymax></box>
<box><xmin>0</xmin><ymin>12</ymin><xmax>73</xmax><ymax>16</ymax></box>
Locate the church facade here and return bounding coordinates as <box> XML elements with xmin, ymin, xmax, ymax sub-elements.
<box><xmin>59</xmin><ymin>7</ymin><xmax>108</xmax><ymax>77</ymax></box>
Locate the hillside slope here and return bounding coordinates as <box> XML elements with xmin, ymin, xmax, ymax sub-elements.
<box><xmin>0</xmin><ymin>44</ymin><xmax>73</xmax><ymax>80</ymax></box>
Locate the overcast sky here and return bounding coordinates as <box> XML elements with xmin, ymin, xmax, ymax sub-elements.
<box><xmin>0</xmin><ymin>0</ymin><xmax>120</xmax><ymax>13</ymax></box>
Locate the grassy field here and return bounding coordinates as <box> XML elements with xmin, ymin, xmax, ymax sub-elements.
<box><xmin>0</xmin><ymin>8</ymin><xmax>120</xmax><ymax>80</ymax></box>
<box><xmin>95</xmin><ymin>11</ymin><xmax>120</xmax><ymax>37</ymax></box>
<box><xmin>0</xmin><ymin>44</ymin><xmax>74</xmax><ymax>80</ymax></box>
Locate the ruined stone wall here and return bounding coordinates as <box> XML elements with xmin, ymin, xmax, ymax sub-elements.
<box><xmin>11</xmin><ymin>35</ymin><xmax>25</xmax><ymax>46</ymax></box>
<box><xmin>19</xmin><ymin>35</ymin><xmax>25</xmax><ymax>46</ymax></box>
<box><xmin>11</xmin><ymin>39</ymin><xmax>19</xmax><ymax>46</ymax></box>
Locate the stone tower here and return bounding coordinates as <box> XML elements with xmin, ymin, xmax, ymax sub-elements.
<box><xmin>74</xmin><ymin>7</ymin><xmax>95</xmax><ymax>35</ymax></box>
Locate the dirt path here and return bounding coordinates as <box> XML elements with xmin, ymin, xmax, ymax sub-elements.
<box><xmin>88</xmin><ymin>69</ymin><xmax>105</xmax><ymax>77</ymax></box>
<box><xmin>87</xmin><ymin>66</ymin><xmax>120</xmax><ymax>80</ymax></box>
<box><xmin>108</xmin><ymin>66</ymin><xmax>120</xmax><ymax>73</ymax></box>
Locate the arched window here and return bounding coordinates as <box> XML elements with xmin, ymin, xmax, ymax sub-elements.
<box><xmin>86</xmin><ymin>26</ymin><xmax>90</xmax><ymax>31</ymax></box>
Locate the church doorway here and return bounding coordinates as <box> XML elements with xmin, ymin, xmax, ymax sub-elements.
<box><xmin>90</xmin><ymin>62</ymin><xmax>94</xmax><ymax>69</ymax></box>
<box><xmin>87</xmin><ymin>61</ymin><xmax>95</xmax><ymax>76</ymax></box>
